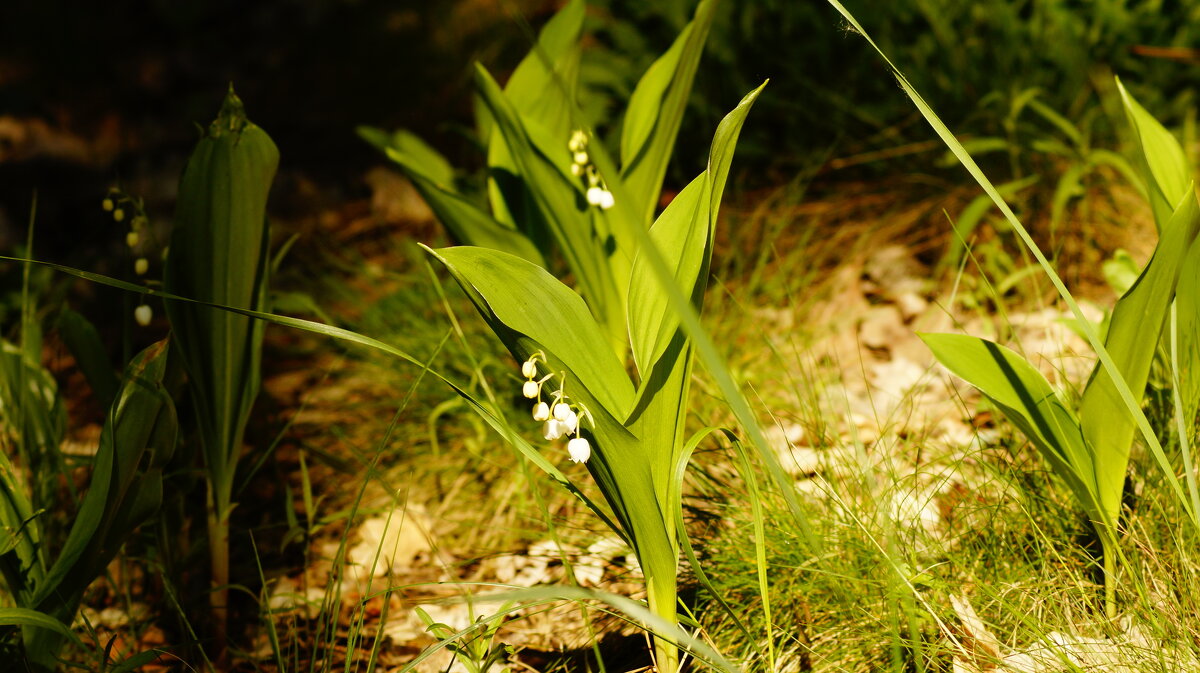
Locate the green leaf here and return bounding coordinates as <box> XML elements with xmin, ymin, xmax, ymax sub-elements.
<box><xmin>379</xmin><ymin>144</ymin><xmax>545</xmax><ymax>266</ymax></box>
<box><xmin>0</xmin><ymin>608</ymin><xmax>80</xmax><ymax>644</ymax></box>
<box><xmin>1117</xmin><ymin>77</ymin><xmax>1190</xmax><ymax>232</ymax></box>
<box><xmin>920</xmin><ymin>333</ymin><xmax>1104</xmax><ymax>526</ymax></box>
<box><xmin>426</xmin><ymin>246</ymin><xmax>633</xmax><ymax>417</ymax></box>
<box><xmin>474</xmin><ymin>64</ymin><xmax>626</xmax><ymax>347</ymax></box>
<box><xmin>163</xmin><ymin>88</ymin><xmax>277</xmax><ymax>517</ymax></box>
<box><xmin>627</xmin><ymin>83</ymin><xmax>764</xmax><ymax>376</ymax></box>
<box><xmin>35</xmin><ymin>340</ymin><xmax>177</xmax><ymax>612</ymax></box>
<box><xmin>485</xmin><ymin>0</ymin><xmax>584</xmax><ymax>232</ymax></box>
<box><xmin>1175</xmin><ymin>238</ymin><xmax>1200</xmax><ymax>434</ymax></box>
<box><xmin>621</xmin><ymin>0</ymin><xmax>719</xmax><ymax>225</ymax></box>
<box><xmin>1079</xmin><ymin>188</ymin><xmax>1200</xmax><ymax>523</ymax></box>
<box><xmin>358</xmin><ymin>126</ymin><xmax>455</xmax><ymax>187</ymax></box>
<box><xmin>424</xmin><ymin>247</ymin><xmax>677</xmax><ymax>622</ymax></box>
<box><xmin>56</xmin><ymin>308</ymin><xmax>118</xmax><ymax>411</ymax></box>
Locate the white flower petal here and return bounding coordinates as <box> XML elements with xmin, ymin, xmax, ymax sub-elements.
<box><xmin>567</xmin><ymin>437</ymin><xmax>591</xmax><ymax>463</ymax></box>
<box><xmin>543</xmin><ymin>419</ymin><xmax>565</xmax><ymax>441</ymax></box>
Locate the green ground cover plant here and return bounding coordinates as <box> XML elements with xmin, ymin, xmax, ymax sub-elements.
<box><xmin>359</xmin><ymin>0</ymin><xmax>716</xmax><ymax>352</ymax></box>
<box><xmin>163</xmin><ymin>87</ymin><xmax>278</xmax><ymax>657</ymax></box>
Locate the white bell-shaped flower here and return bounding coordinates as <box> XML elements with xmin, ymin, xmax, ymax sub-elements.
<box><xmin>543</xmin><ymin>419</ymin><xmax>565</xmax><ymax>441</ymax></box>
<box><xmin>522</xmin><ymin>380</ymin><xmax>540</xmax><ymax>399</ymax></box>
<box><xmin>573</xmin><ymin>151</ymin><xmax>589</xmax><ymax>165</ymax></box>
<box><xmin>552</xmin><ymin>403</ymin><xmax>572</xmax><ymax>421</ymax></box>
<box><xmin>532</xmin><ymin>401</ymin><xmax>550</xmax><ymax>421</ymax></box>
<box><xmin>567</xmin><ymin>437</ymin><xmax>591</xmax><ymax>463</ymax></box>
<box><xmin>562</xmin><ymin>410</ymin><xmax>579</xmax><ymax>433</ymax></box>
<box><xmin>568</xmin><ymin>130</ymin><xmax>587</xmax><ymax>153</ymax></box>
<box><xmin>598</xmin><ymin>190</ymin><xmax>615</xmax><ymax>210</ymax></box>
<box><xmin>134</xmin><ymin>257</ymin><xmax>149</xmax><ymax>276</ymax></box>
<box><xmin>570</xmin><ymin>163</ymin><xmax>584</xmax><ymax>177</ymax></box>
<box><xmin>126</xmin><ymin>230</ymin><xmax>139</xmax><ymax>248</ymax></box>
<box><xmin>134</xmin><ymin>304</ymin><xmax>153</xmax><ymax>326</ymax></box>
<box><xmin>521</xmin><ymin>359</ymin><xmax>537</xmax><ymax>378</ymax></box>
<box><xmin>586</xmin><ymin>187</ymin><xmax>606</xmax><ymax>206</ymax></box>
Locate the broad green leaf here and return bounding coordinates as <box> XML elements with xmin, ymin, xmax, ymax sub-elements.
<box><xmin>0</xmin><ymin>444</ymin><xmax>40</xmax><ymax>602</ymax></box>
<box><xmin>358</xmin><ymin>125</ymin><xmax>545</xmax><ymax>263</ymax></box>
<box><xmin>501</xmin><ymin>0</ymin><xmax>584</xmax><ymax>138</ymax></box>
<box><xmin>628</xmin><ymin>175</ymin><xmax>706</xmax><ymax>377</ymax></box>
<box><xmin>620</xmin><ymin>21</ymin><xmax>691</xmax><ymax>171</ymax></box>
<box><xmin>425</xmin><ymin>246</ymin><xmax>676</xmax><ymax>621</ymax></box>
<box><xmin>0</xmin><ymin>608</ymin><xmax>80</xmax><ymax>644</ymax></box>
<box><xmin>427</xmin><ymin>246</ymin><xmax>634</xmax><ymax>416</ymax></box>
<box><xmin>1176</xmin><ymin>237</ymin><xmax>1200</xmax><ymax>435</ymax></box>
<box><xmin>621</xmin><ymin>0</ymin><xmax>719</xmax><ymax>225</ymax></box>
<box><xmin>163</xmin><ymin>89</ymin><xmax>276</xmax><ymax>517</ymax></box>
<box><xmin>34</xmin><ymin>339</ymin><xmax>176</xmax><ymax>612</ymax></box>
<box><xmin>486</xmin><ymin>0</ymin><xmax>584</xmax><ymax>232</ymax></box>
<box><xmin>358</xmin><ymin>126</ymin><xmax>455</xmax><ymax>187</ymax></box>
<box><xmin>627</xmin><ymin>83</ymin><xmax>764</xmax><ymax>376</ymax></box>
<box><xmin>1080</xmin><ymin>188</ymin><xmax>1200</xmax><ymax>522</ymax></box>
<box><xmin>380</xmin><ymin>146</ymin><xmax>545</xmax><ymax>265</ymax></box>
<box><xmin>56</xmin><ymin>308</ymin><xmax>118</xmax><ymax>411</ymax></box>
<box><xmin>1117</xmin><ymin>78</ymin><xmax>1190</xmax><ymax>232</ymax></box>
<box><xmin>13</xmin><ymin>341</ymin><xmax>173</xmax><ymax>668</ymax></box>
<box><xmin>474</xmin><ymin>64</ymin><xmax>626</xmax><ymax>348</ymax></box>
<box><xmin>921</xmin><ymin>333</ymin><xmax>1104</xmax><ymax>525</ymax></box>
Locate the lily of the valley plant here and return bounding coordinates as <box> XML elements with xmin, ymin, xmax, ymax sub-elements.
<box><xmin>426</xmin><ymin>83</ymin><xmax>765</xmax><ymax>673</ymax></box>
<box><xmin>361</xmin><ymin>0</ymin><xmax>719</xmax><ymax>356</ymax></box>
<box><xmin>922</xmin><ymin>81</ymin><xmax>1200</xmax><ymax>618</ymax></box>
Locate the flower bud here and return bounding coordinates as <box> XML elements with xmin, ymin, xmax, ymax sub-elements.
<box><xmin>102</xmin><ymin>198</ymin><xmax>114</xmax><ymax>212</ymax></box>
<box><xmin>126</xmin><ymin>231</ymin><xmax>139</xmax><ymax>248</ymax></box>
<box><xmin>567</xmin><ymin>437</ymin><xmax>591</xmax><ymax>463</ymax></box>
<box><xmin>570</xmin><ymin>163</ymin><xmax>584</xmax><ymax>177</ymax></box>
<box><xmin>134</xmin><ymin>304</ymin><xmax>153</xmax><ymax>326</ymax></box>
<box><xmin>573</xmin><ymin>151</ymin><xmax>589</xmax><ymax>165</ymax></box>
<box><xmin>568</xmin><ymin>130</ymin><xmax>587</xmax><ymax>153</ymax></box>
<box><xmin>598</xmin><ymin>190</ymin><xmax>615</xmax><ymax>210</ymax></box>
<box><xmin>532</xmin><ymin>401</ymin><xmax>550</xmax><ymax>421</ymax></box>
<box><xmin>113</xmin><ymin>208</ymin><xmax>126</xmax><ymax>222</ymax></box>
<box><xmin>134</xmin><ymin>257</ymin><xmax>149</xmax><ymax>276</ymax></box>
<box><xmin>543</xmin><ymin>419</ymin><xmax>565</xmax><ymax>441</ymax></box>
<box><xmin>522</xmin><ymin>380</ymin><xmax>540</xmax><ymax>399</ymax></box>
<box><xmin>521</xmin><ymin>360</ymin><xmax>537</xmax><ymax>378</ymax></box>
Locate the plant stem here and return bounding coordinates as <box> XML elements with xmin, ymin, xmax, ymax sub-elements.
<box><xmin>647</xmin><ymin>582</ymin><xmax>680</xmax><ymax>673</ymax></box>
<box><xmin>1103</xmin><ymin>542</ymin><xmax>1116</xmax><ymax>620</ymax></box>
<box><xmin>207</xmin><ymin>486</ymin><xmax>230</xmax><ymax>667</ymax></box>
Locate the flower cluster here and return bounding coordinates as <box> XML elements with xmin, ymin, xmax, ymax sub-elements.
<box><xmin>103</xmin><ymin>188</ymin><xmax>154</xmax><ymax>326</ymax></box>
<box><xmin>567</xmin><ymin>130</ymin><xmax>614</xmax><ymax>211</ymax></box>
<box><xmin>521</xmin><ymin>352</ymin><xmax>592</xmax><ymax>464</ymax></box>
